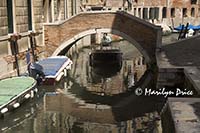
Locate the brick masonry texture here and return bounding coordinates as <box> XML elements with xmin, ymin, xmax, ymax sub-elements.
<box><xmin>15</xmin><ymin>0</ymin><xmax>28</xmax><ymax>32</ymax></box>
<box><xmin>0</xmin><ymin>0</ymin><xmax>8</xmax><ymax>36</ymax></box>
<box><xmin>33</xmin><ymin>0</ymin><xmax>43</xmax><ymax>31</ymax></box>
<box><xmin>44</xmin><ymin>12</ymin><xmax>161</xmax><ymax>62</ymax></box>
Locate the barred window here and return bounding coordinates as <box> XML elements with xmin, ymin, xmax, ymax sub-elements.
<box><xmin>7</xmin><ymin>0</ymin><xmax>14</xmax><ymax>33</ymax></box>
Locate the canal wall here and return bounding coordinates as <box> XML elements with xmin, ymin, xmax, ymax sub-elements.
<box><xmin>157</xmin><ymin>68</ymin><xmax>184</xmax><ymax>89</ymax></box>
<box><xmin>157</xmin><ymin>33</ymin><xmax>200</xmax><ymax>132</ymax></box>
<box><xmin>162</xmin><ymin>98</ymin><xmax>200</xmax><ymax>133</ymax></box>
<box><xmin>184</xmin><ymin>67</ymin><xmax>200</xmax><ymax>95</ymax></box>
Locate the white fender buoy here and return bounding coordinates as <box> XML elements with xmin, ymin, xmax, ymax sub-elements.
<box><xmin>24</xmin><ymin>93</ymin><xmax>31</xmax><ymax>99</ymax></box>
<box><xmin>64</xmin><ymin>69</ymin><xmax>67</xmax><ymax>77</ymax></box>
<box><xmin>31</xmin><ymin>90</ymin><xmax>34</xmax><ymax>98</ymax></box>
<box><xmin>1</xmin><ymin>108</ymin><xmax>8</xmax><ymax>114</ymax></box>
<box><xmin>34</xmin><ymin>88</ymin><xmax>38</xmax><ymax>93</ymax></box>
<box><xmin>13</xmin><ymin>103</ymin><xmax>20</xmax><ymax>108</ymax></box>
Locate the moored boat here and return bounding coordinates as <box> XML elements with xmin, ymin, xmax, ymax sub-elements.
<box><xmin>29</xmin><ymin>56</ymin><xmax>73</xmax><ymax>85</ymax></box>
<box><xmin>0</xmin><ymin>76</ymin><xmax>37</xmax><ymax>118</ymax></box>
<box><xmin>89</xmin><ymin>33</ymin><xmax>123</xmax><ymax>77</ymax></box>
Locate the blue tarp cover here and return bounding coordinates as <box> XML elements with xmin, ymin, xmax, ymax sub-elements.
<box><xmin>174</xmin><ymin>24</ymin><xmax>200</xmax><ymax>31</ymax></box>
<box><xmin>37</xmin><ymin>57</ymin><xmax>68</xmax><ymax>77</ymax></box>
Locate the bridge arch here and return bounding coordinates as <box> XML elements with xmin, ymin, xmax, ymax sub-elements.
<box><xmin>44</xmin><ymin>11</ymin><xmax>162</xmax><ymax>63</ymax></box>
<box><xmin>52</xmin><ymin>28</ymin><xmax>151</xmax><ymax>62</ymax></box>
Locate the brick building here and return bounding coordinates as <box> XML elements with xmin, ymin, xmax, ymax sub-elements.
<box><xmin>82</xmin><ymin>0</ymin><xmax>200</xmax><ymax>26</ymax></box>
<box><xmin>0</xmin><ymin>0</ymin><xmax>80</xmax><ymax>78</ymax></box>
<box><xmin>131</xmin><ymin>0</ymin><xmax>200</xmax><ymax>26</ymax></box>
<box><xmin>0</xmin><ymin>0</ymin><xmax>200</xmax><ymax>78</ymax></box>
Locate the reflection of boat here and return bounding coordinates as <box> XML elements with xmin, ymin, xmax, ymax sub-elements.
<box><xmin>89</xmin><ymin>47</ymin><xmax>123</xmax><ymax>78</ymax></box>
<box><xmin>89</xmin><ymin>33</ymin><xmax>122</xmax><ymax>69</ymax></box>
<box><xmin>91</xmin><ymin>63</ymin><xmax>122</xmax><ymax>78</ymax></box>
<box><xmin>29</xmin><ymin>56</ymin><xmax>73</xmax><ymax>85</ymax></box>
<box><xmin>89</xmin><ymin>48</ymin><xmax>122</xmax><ymax>68</ymax></box>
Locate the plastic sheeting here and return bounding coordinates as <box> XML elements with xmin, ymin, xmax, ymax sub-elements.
<box><xmin>174</xmin><ymin>24</ymin><xmax>200</xmax><ymax>31</ymax></box>
<box><xmin>37</xmin><ymin>56</ymin><xmax>69</xmax><ymax>77</ymax></box>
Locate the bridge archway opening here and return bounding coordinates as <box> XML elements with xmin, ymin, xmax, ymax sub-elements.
<box><xmin>52</xmin><ymin>28</ymin><xmax>151</xmax><ymax>64</ymax></box>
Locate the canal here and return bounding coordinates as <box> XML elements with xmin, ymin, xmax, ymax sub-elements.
<box><xmin>0</xmin><ymin>40</ymin><xmax>165</xmax><ymax>133</ymax></box>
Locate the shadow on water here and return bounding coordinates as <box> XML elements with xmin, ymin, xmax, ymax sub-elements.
<box><xmin>0</xmin><ymin>41</ymin><xmax>166</xmax><ymax>133</ymax></box>
<box><xmin>67</xmin><ymin>65</ymin><xmax>164</xmax><ymax>119</ymax></box>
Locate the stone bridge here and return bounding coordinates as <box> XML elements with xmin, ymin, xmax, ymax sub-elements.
<box><xmin>44</xmin><ymin>11</ymin><xmax>162</xmax><ymax>63</ymax></box>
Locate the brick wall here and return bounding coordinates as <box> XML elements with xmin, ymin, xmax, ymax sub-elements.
<box><xmin>106</xmin><ymin>0</ymin><xmax>123</xmax><ymax>7</ymax></box>
<box><xmin>15</xmin><ymin>0</ymin><xmax>29</xmax><ymax>32</ymax></box>
<box><xmin>0</xmin><ymin>0</ymin><xmax>8</xmax><ymax>36</ymax></box>
<box><xmin>44</xmin><ymin>11</ymin><xmax>161</xmax><ymax>62</ymax></box>
<box><xmin>33</xmin><ymin>0</ymin><xmax>43</xmax><ymax>31</ymax></box>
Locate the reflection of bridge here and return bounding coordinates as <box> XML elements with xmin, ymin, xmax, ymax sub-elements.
<box><xmin>44</xmin><ymin>11</ymin><xmax>162</xmax><ymax>63</ymax></box>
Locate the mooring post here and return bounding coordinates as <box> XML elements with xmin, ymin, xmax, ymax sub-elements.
<box><xmin>29</xmin><ymin>31</ymin><xmax>40</xmax><ymax>62</ymax></box>
<box><xmin>9</xmin><ymin>34</ymin><xmax>21</xmax><ymax>76</ymax></box>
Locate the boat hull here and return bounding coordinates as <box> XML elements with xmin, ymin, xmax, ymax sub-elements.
<box><xmin>0</xmin><ymin>77</ymin><xmax>37</xmax><ymax>118</ymax></box>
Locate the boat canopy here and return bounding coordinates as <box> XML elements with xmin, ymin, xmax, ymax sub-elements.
<box><xmin>37</xmin><ymin>56</ymin><xmax>69</xmax><ymax>77</ymax></box>
<box><xmin>174</xmin><ymin>24</ymin><xmax>200</xmax><ymax>31</ymax></box>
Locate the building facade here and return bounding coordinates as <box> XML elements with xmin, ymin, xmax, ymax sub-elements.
<box><xmin>0</xmin><ymin>0</ymin><xmax>80</xmax><ymax>78</ymax></box>
<box><xmin>131</xmin><ymin>0</ymin><xmax>200</xmax><ymax>26</ymax></box>
<box><xmin>82</xmin><ymin>0</ymin><xmax>200</xmax><ymax>26</ymax></box>
<box><xmin>1</xmin><ymin>0</ymin><xmax>200</xmax><ymax>78</ymax></box>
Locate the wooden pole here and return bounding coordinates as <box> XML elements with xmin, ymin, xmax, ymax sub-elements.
<box><xmin>9</xmin><ymin>34</ymin><xmax>21</xmax><ymax>76</ymax></box>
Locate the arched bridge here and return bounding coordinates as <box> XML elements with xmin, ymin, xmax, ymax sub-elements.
<box><xmin>44</xmin><ymin>11</ymin><xmax>162</xmax><ymax>63</ymax></box>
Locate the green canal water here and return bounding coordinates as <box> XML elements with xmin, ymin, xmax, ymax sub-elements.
<box><xmin>0</xmin><ymin>40</ymin><xmax>165</xmax><ymax>133</ymax></box>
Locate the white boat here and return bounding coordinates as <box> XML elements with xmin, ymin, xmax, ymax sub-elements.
<box><xmin>29</xmin><ymin>56</ymin><xmax>73</xmax><ymax>85</ymax></box>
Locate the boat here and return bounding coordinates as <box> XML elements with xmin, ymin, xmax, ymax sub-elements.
<box><xmin>89</xmin><ymin>33</ymin><xmax>123</xmax><ymax>77</ymax></box>
<box><xmin>174</xmin><ymin>24</ymin><xmax>200</xmax><ymax>31</ymax></box>
<box><xmin>29</xmin><ymin>56</ymin><xmax>73</xmax><ymax>85</ymax></box>
<box><xmin>0</xmin><ymin>76</ymin><xmax>37</xmax><ymax>118</ymax></box>
<box><xmin>89</xmin><ymin>48</ymin><xmax>123</xmax><ymax>68</ymax></box>
<box><xmin>89</xmin><ymin>33</ymin><xmax>122</xmax><ymax>66</ymax></box>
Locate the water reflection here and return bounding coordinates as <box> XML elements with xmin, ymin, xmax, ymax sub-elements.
<box><xmin>70</xmin><ymin>43</ymin><xmax>147</xmax><ymax>96</ymax></box>
<box><xmin>0</xmin><ymin>41</ymin><xmax>164</xmax><ymax>133</ymax></box>
<box><xmin>43</xmin><ymin>93</ymin><xmax>162</xmax><ymax>133</ymax></box>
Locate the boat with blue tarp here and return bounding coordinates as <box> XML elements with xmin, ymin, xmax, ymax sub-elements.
<box><xmin>29</xmin><ymin>56</ymin><xmax>73</xmax><ymax>85</ymax></box>
<box><xmin>174</xmin><ymin>24</ymin><xmax>200</xmax><ymax>31</ymax></box>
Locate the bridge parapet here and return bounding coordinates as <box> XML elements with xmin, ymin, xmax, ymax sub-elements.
<box><xmin>44</xmin><ymin>11</ymin><xmax>162</xmax><ymax>63</ymax></box>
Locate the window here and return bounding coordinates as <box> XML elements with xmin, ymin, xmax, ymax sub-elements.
<box><xmin>191</xmin><ymin>8</ymin><xmax>195</xmax><ymax>17</ymax></box>
<box><xmin>155</xmin><ymin>7</ymin><xmax>159</xmax><ymax>20</ymax></box>
<box><xmin>183</xmin><ymin>8</ymin><xmax>187</xmax><ymax>17</ymax></box>
<box><xmin>27</xmin><ymin>0</ymin><xmax>32</xmax><ymax>30</ymax></box>
<box><xmin>162</xmin><ymin>7</ymin><xmax>167</xmax><ymax>18</ymax></box>
<box><xmin>149</xmin><ymin>8</ymin><xmax>155</xmax><ymax>19</ymax></box>
<box><xmin>171</xmin><ymin>8</ymin><xmax>175</xmax><ymax>18</ymax></box>
<box><xmin>199</xmin><ymin>8</ymin><xmax>200</xmax><ymax>17</ymax></box>
<box><xmin>7</xmin><ymin>0</ymin><xmax>14</xmax><ymax>33</ymax></box>
<box><xmin>134</xmin><ymin>8</ymin><xmax>136</xmax><ymax>16</ymax></box>
<box><xmin>191</xmin><ymin>0</ymin><xmax>197</xmax><ymax>4</ymax></box>
<box><xmin>71</xmin><ymin>0</ymin><xmax>77</xmax><ymax>15</ymax></box>
<box><xmin>138</xmin><ymin>8</ymin><xmax>141</xmax><ymax>18</ymax></box>
<box><xmin>143</xmin><ymin>8</ymin><xmax>148</xmax><ymax>19</ymax></box>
